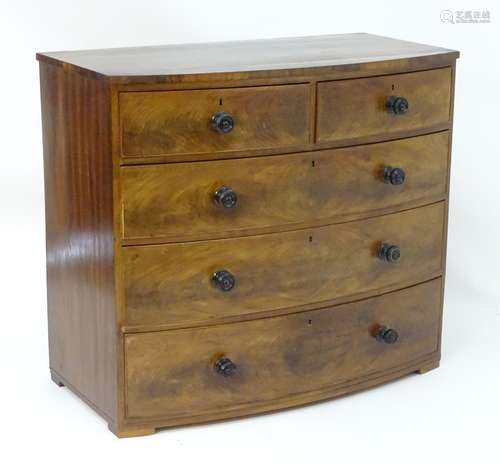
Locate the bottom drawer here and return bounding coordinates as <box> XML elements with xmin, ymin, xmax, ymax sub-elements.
<box><xmin>125</xmin><ymin>278</ymin><xmax>442</xmax><ymax>421</ymax></box>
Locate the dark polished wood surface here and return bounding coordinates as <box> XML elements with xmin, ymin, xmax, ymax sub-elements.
<box><xmin>317</xmin><ymin>68</ymin><xmax>452</xmax><ymax>143</ymax></box>
<box><xmin>120</xmin><ymin>84</ymin><xmax>310</xmax><ymax>158</ymax></box>
<box><xmin>125</xmin><ymin>279</ymin><xmax>442</xmax><ymax>420</ymax></box>
<box><xmin>39</xmin><ymin>62</ymin><xmax>118</xmax><ymax>423</ymax></box>
<box><xmin>37</xmin><ymin>33</ymin><xmax>459</xmax><ymax>84</ymax></box>
<box><xmin>123</xmin><ymin>203</ymin><xmax>445</xmax><ymax>328</ymax></box>
<box><xmin>121</xmin><ymin>132</ymin><xmax>449</xmax><ymax>243</ymax></box>
<box><xmin>38</xmin><ymin>34</ymin><xmax>458</xmax><ymax>437</ymax></box>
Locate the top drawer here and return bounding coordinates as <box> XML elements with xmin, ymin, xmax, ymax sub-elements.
<box><xmin>316</xmin><ymin>68</ymin><xmax>452</xmax><ymax>144</ymax></box>
<box><xmin>120</xmin><ymin>84</ymin><xmax>310</xmax><ymax>159</ymax></box>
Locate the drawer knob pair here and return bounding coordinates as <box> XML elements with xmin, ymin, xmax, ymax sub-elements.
<box><xmin>375</xmin><ymin>326</ymin><xmax>399</xmax><ymax>344</ymax></box>
<box><xmin>386</xmin><ymin>95</ymin><xmax>409</xmax><ymax>115</ymax></box>
<box><xmin>213</xmin><ymin>328</ymin><xmax>398</xmax><ymax>379</ymax></box>
<box><xmin>211</xmin><ymin>111</ymin><xmax>234</xmax><ymax>134</ymax></box>
<box><xmin>212</xmin><ymin>244</ymin><xmax>400</xmax><ymax>293</ymax></box>
<box><xmin>215</xmin><ymin>357</ymin><xmax>237</xmax><ymax>376</ymax></box>
<box><xmin>213</xmin><ymin>327</ymin><xmax>398</xmax><ymax>379</ymax></box>
<box><xmin>213</xmin><ymin>169</ymin><xmax>405</xmax><ymax>211</ymax></box>
<box><xmin>384</xmin><ymin>166</ymin><xmax>406</xmax><ymax>185</ymax></box>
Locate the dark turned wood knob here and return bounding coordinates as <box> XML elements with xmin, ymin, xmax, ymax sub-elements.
<box><xmin>212</xmin><ymin>270</ymin><xmax>235</xmax><ymax>292</ymax></box>
<box><xmin>211</xmin><ymin>111</ymin><xmax>234</xmax><ymax>133</ymax></box>
<box><xmin>214</xmin><ymin>186</ymin><xmax>238</xmax><ymax>209</ymax></box>
<box><xmin>375</xmin><ymin>326</ymin><xmax>399</xmax><ymax>344</ymax></box>
<box><xmin>379</xmin><ymin>243</ymin><xmax>401</xmax><ymax>263</ymax></box>
<box><xmin>384</xmin><ymin>166</ymin><xmax>406</xmax><ymax>185</ymax></box>
<box><xmin>386</xmin><ymin>96</ymin><xmax>409</xmax><ymax>115</ymax></box>
<box><xmin>215</xmin><ymin>357</ymin><xmax>237</xmax><ymax>376</ymax></box>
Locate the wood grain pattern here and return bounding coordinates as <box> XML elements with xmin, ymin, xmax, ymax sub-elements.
<box><xmin>123</xmin><ymin>202</ymin><xmax>444</xmax><ymax>327</ymax></box>
<box><xmin>117</xmin><ymin>354</ymin><xmax>440</xmax><ymax>435</ymax></box>
<box><xmin>122</xmin><ymin>132</ymin><xmax>449</xmax><ymax>243</ymax></box>
<box><xmin>37</xmin><ymin>35</ymin><xmax>458</xmax><ymax>437</ymax></box>
<box><xmin>39</xmin><ymin>62</ymin><xmax>117</xmax><ymax>422</ymax></box>
<box><xmin>124</xmin><ymin>278</ymin><xmax>442</xmax><ymax>420</ymax></box>
<box><xmin>36</xmin><ymin>33</ymin><xmax>458</xmax><ymax>84</ymax></box>
<box><xmin>120</xmin><ymin>84</ymin><xmax>310</xmax><ymax>158</ymax></box>
<box><xmin>317</xmin><ymin>68</ymin><xmax>452</xmax><ymax>144</ymax></box>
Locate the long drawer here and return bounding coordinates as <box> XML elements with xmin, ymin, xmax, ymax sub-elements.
<box><xmin>121</xmin><ymin>132</ymin><xmax>449</xmax><ymax>243</ymax></box>
<box><xmin>124</xmin><ymin>278</ymin><xmax>442</xmax><ymax>420</ymax></box>
<box><xmin>316</xmin><ymin>68</ymin><xmax>452</xmax><ymax>144</ymax></box>
<box><xmin>120</xmin><ymin>84</ymin><xmax>310</xmax><ymax>159</ymax></box>
<box><xmin>122</xmin><ymin>202</ymin><xmax>445</xmax><ymax>327</ymax></box>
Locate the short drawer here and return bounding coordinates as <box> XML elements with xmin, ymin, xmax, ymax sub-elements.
<box><xmin>124</xmin><ymin>278</ymin><xmax>442</xmax><ymax>420</ymax></box>
<box><xmin>121</xmin><ymin>132</ymin><xmax>449</xmax><ymax>242</ymax></box>
<box><xmin>123</xmin><ymin>202</ymin><xmax>444</xmax><ymax>327</ymax></box>
<box><xmin>120</xmin><ymin>84</ymin><xmax>310</xmax><ymax>159</ymax></box>
<box><xmin>316</xmin><ymin>68</ymin><xmax>452</xmax><ymax>144</ymax></box>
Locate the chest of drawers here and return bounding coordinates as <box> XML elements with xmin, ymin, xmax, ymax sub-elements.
<box><xmin>37</xmin><ymin>33</ymin><xmax>459</xmax><ymax>437</ymax></box>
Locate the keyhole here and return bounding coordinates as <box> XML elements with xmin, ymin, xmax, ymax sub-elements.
<box><xmin>391</xmin><ymin>84</ymin><xmax>395</xmax><ymax>91</ymax></box>
<box><xmin>308</xmin><ymin>319</ymin><xmax>312</xmax><ymax>326</ymax></box>
<box><xmin>219</xmin><ymin>98</ymin><xmax>223</xmax><ymax>106</ymax></box>
<box><xmin>309</xmin><ymin>236</ymin><xmax>313</xmax><ymax>243</ymax></box>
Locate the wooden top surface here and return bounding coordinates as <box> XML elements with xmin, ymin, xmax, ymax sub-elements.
<box><xmin>37</xmin><ymin>33</ymin><xmax>458</xmax><ymax>82</ymax></box>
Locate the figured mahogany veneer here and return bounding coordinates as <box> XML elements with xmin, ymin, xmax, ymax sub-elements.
<box><xmin>121</xmin><ymin>132</ymin><xmax>449</xmax><ymax>243</ymax></box>
<box><xmin>125</xmin><ymin>279</ymin><xmax>442</xmax><ymax>421</ymax></box>
<box><xmin>120</xmin><ymin>85</ymin><xmax>311</xmax><ymax>158</ymax></box>
<box><xmin>123</xmin><ymin>202</ymin><xmax>445</xmax><ymax>328</ymax></box>
<box><xmin>37</xmin><ymin>33</ymin><xmax>458</xmax><ymax>437</ymax></box>
<box><xmin>317</xmin><ymin>68</ymin><xmax>452</xmax><ymax>144</ymax></box>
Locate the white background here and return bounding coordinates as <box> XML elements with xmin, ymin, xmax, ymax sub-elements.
<box><xmin>1</xmin><ymin>1</ymin><xmax>499</xmax><ymax>467</ymax></box>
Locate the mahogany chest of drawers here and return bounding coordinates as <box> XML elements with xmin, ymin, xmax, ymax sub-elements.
<box><xmin>37</xmin><ymin>33</ymin><xmax>459</xmax><ymax>437</ymax></box>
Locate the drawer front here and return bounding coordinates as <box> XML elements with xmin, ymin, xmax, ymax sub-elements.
<box><xmin>123</xmin><ymin>202</ymin><xmax>444</xmax><ymax>327</ymax></box>
<box><xmin>125</xmin><ymin>278</ymin><xmax>442</xmax><ymax>420</ymax></box>
<box><xmin>317</xmin><ymin>68</ymin><xmax>451</xmax><ymax>144</ymax></box>
<box><xmin>120</xmin><ymin>85</ymin><xmax>310</xmax><ymax>158</ymax></box>
<box><xmin>122</xmin><ymin>132</ymin><xmax>448</xmax><ymax>242</ymax></box>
